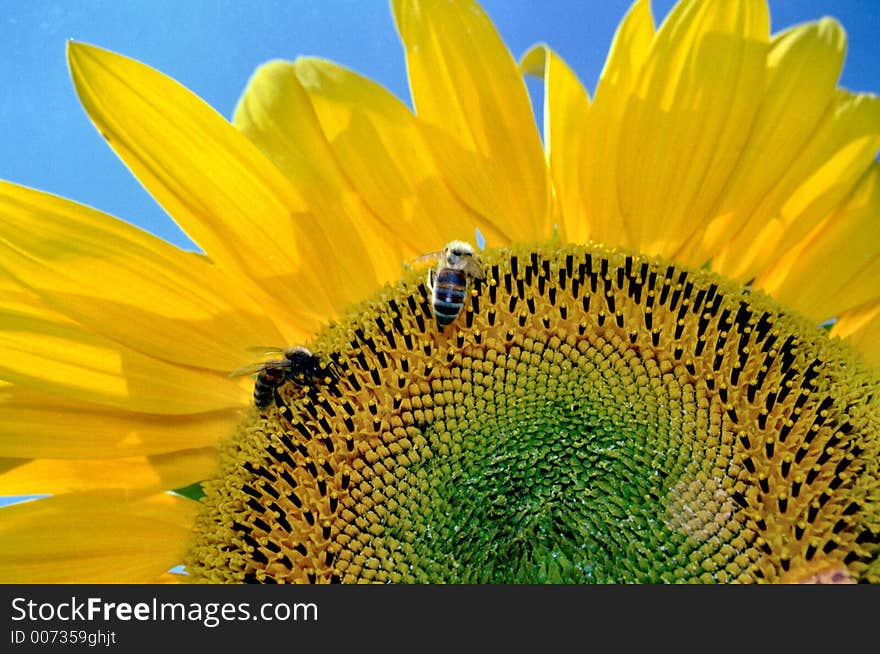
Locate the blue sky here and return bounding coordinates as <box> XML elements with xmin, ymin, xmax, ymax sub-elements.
<box><xmin>1</xmin><ymin>0</ymin><xmax>878</xmax><ymax>252</ymax></box>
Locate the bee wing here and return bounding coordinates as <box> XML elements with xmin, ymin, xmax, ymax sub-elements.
<box><xmin>463</xmin><ymin>258</ymin><xmax>486</xmax><ymax>279</ymax></box>
<box><xmin>412</xmin><ymin>249</ymin><xmax>445</xmax><ymax>265</ymax></box>
<box><xmin>244</xmin><ymin>345</ymin><xmax>286</xmax><ymax>356</ymax></box>
<box><xmin>231</xmin><ymin>345</ymin><xmax>290</xmax><ymax>376</ymax></box>
<box><xmin>229</xmin><ymin>361</ymin><xmax>273</xmax><ymax>377</ymax></box>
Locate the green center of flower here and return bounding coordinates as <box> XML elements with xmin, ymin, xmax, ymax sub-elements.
<box><xmin>384</xmin><ymin>339</ymin><xmax>725</xmax><ymax>583</ymax></box>
<box><xmin>185</xmin><ymin>243</ymin><xmax>880</xmax><ymax>584</ymax></box>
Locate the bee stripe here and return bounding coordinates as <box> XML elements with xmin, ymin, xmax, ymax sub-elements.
<box><xmin>433</xmin><ymin>269</ymin><xmax>467</xmax><ymax>327</ymax></box>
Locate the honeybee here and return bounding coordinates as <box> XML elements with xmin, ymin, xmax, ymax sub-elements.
<box><xmin>415</xmin><ymin>240</ymin><xmax>485</xmax><ymax>331</ymax></box>
<box><xmin>230</xmin><ymin>347</ymin><xmax>331</xmax><ymax>409</ymax></box>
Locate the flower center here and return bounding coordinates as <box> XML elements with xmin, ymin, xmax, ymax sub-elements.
<box><xmin>186</xmin><ymin>243</ymin><xmax>880</xmax><ymax>583</ymax></box>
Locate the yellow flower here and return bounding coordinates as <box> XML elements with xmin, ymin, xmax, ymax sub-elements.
<box><xmin>1</xmin><ymin>0</ymin><xmax>878</xmax><ymax>583</ymax></box>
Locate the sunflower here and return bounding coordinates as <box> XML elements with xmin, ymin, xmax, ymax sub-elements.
<box><xmin>1</xmin><ymin>0</ymin><xmax>878</xmax><ymax>584</ymax></box>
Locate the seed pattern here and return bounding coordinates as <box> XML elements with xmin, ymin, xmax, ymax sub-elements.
<box><xmin>187</xmin><ymin>244</ymin><xmax>880</xmax><ymax>583</ymax></box>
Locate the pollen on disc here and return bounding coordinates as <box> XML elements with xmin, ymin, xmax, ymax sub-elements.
<box><xmin>186</xmin><ymin>244</ymin><xmax>880</xmax><ymax>584</ymax></box>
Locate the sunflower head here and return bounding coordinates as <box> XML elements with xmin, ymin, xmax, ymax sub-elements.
<box><xmin>186</xmin><ymin>243</ymin><xmax>880</xmax><ymax>584</ymax></box>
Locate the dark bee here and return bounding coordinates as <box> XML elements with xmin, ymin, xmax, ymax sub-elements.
<box><xmin>230</xmin><ymin>346</ymin><xmax>330</xmax><ymax>409</ymax></box>
<box><xmin>415</xmin><ymin>240</ymin><xmax>485</xmax><ymax>331</ymax></box>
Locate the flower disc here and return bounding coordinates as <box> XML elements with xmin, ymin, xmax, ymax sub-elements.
<box><xmin>187</xmin><ymin>244</ymin><xmax>880</xmax><ymax>583</ymax></box>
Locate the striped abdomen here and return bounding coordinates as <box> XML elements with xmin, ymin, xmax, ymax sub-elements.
<box><xmin>432</xmin><ymin>267</ymin><xmax>467</xmax><ymax>329</ymax></box>
<box><xmin>254</xmin><ymin>367</ymin><xmax>286</xmax><ymax>409</ymax></box>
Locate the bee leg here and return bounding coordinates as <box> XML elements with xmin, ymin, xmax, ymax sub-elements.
<box><xmin>327</xmin><ymin>354</ymin><xmax>344</xmax><ymax>381</ymax></box>
<box><xmin>427</xmin><ymin>268</ymin><xmax>435</xmax><ymax>293</ymax></box>
<box><xmin>273</xmin><ymin>389</ymin><xmax>295</xmax><ymax>423</ymax></box>
<box><xmin>321</xmin><ymin>362</ymin><xmax>341</xmax><ymax>389</ymax></box>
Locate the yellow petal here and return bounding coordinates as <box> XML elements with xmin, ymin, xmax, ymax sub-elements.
<box><xmin>0</xmin><ymin>492</ymin><xmax>196</xmax><ymax>583</ymax></box>
<box><xmin>688</xmin><ymin>18</ymin><xmax>880</xmax><ymax>282</ymax></box>
<box><xmin>232</xmin><ymin>58</ymin><xmax>410</xmax><ymax>292</ymax></box>
<box><xmin>392</xmin><ymin>0</ymin><xmax>550</xmax><ymax>242</ymax></box>
<box><xmin>756</xmin><ymin>163</ymin><xmax>880</xmax><ymax>321</ymax></box>
<box><xmin>293</xmin><ymin>57</ymin><xmax>503</xmax><ymax>248</ymax></box>
<box><xmin>686</xmin><ymin>18</ymin><xmax>849</xmax><ymax>268</ymax></box>
<box><xmin>0</xmin><ymin>180</ymin><xmax>291</xmax><ymax>372</ymax></box>
<box><xmin>614</xmin><ymin>0</ymin><xmax>769</xmax><ymax>256</ymax></box>
<box><xmin>578</xmin><ymin>0</ymin><xmax>655</xmax><ymax>245</ymax></box>
<box><xmin>66</xmin><ymin>41</ymin><xmax>341</xmax><ymax>329</ymax></box>
<box><xmin>0</xmin><ymin>447</ymin><xmax>218</xmax><ymax>495</ymax></box>
<box><xmin>0</xmin><ymin>385</ymin><xmax>235</xmax><ymax>458</ymax></box>
<box><xmin>832</xmin><ymin>301</ymin><xmax>880</xmax><ymax>366</ymax></box>
<box><xmin>714</xmin><ymin>89</ymin><xmax>880</xmax><ymax>281</ymax></box>
<box><xmin>689</xmin><ymin>19</ymin><xmax>846</xmax><ymax>268</ymax></box>
<box><xmin>0</xmin><ymin>291</ymin><xmax>248</xmax><ymax>413</ymax></box>
<box><xmin>521</xmin><ymin>44</ymin><xmax>591</xmax><ymax>243</ymax></box>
